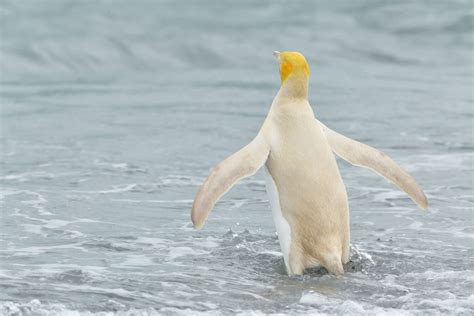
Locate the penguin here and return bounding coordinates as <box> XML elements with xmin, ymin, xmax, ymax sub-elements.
<box><xmin>191</xmin><ymin>51</ymin><xmax>428</xmax><ymax>275</ymax></box>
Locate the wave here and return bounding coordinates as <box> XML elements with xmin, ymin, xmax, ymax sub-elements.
<box><xmin>1</xmin><ymin>1</ymin><xmax>471</xmax><ymax>83</ymax></box>
<box><xmin>0</xmin><ymin>300</ymin><xmax>227</xmax><ymax>316</ymax></box>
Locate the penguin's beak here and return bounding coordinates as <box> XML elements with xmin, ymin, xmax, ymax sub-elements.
<box><xmin>273</xmin><ymin>51</ymin><xmax>281</xmax><ymax>60</ymax></box>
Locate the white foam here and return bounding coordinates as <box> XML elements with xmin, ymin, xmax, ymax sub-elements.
<box><xmin>70</xmin><ymin>184</ymin><xmax>137</xmax><ymax>194</ymax></box>
<box><xmin>0</xmin><ymin>171</ymin><xmax>78</xmax><ymax>182</ymax></box>
<box><xmin>166</xmin><ymin>247</ymin><xmax>210</xmax><ymax>261</ymax></box>
<box><xmin>42</xmin><ymin>218</ymin><xmax>97</xmax><ymax>229</ymax></box>
<box><xmin>94</xmin><ymin>160</ymin><xmax>129</xmax><ymax>169</ymax></box>
<box><xmin>160</xmin><ymin>175</ymin><xmax>202</xmax><ymax>186</ymax></box>
<box><xmin>0</xmin><ymin>171</ymin><xmax>53</xmax><ymax>181</ymax></box>
<box><xmin>135</xmin><ymin>237</ymin><xmax>170</xmax><ymax>246</ymax></box>
<box><xmin>3</xmin><ymin>242</ymin><xmax>85</xmax><ymax>256</ymax></box>
<box><xmin>194</xmin><ymin>238</ymin><xmax>220</xmax><ymax>249</ymax></box>
<box><xmin>118</xmin><ymin>254</ymin><xmax>154</xmax><ymax>267</ymax></box>
<box><xmin>351</xmin><ymin>244</ymin><xmax>376</xmax><ymax>265</ymax></box>
<box><xmin>299</xmin><ymin>291</ymin><xmax>330</xmax><ymax>305</ymax></box>
<box><xmin>407</xmin><ymin>220</ymin><xmax>423</xmax><ymax>229</ymax></box>
<box><xmin>180</xmin><ymin>222</ymin><xmax>195</xmax><ymax>231</ymax></box>
<box><xmin>2</xmin><ymin>190</ymin><xmax>54</xmax><ymax>215</ymax></box>
<box><xmin>259</xmin><ymin>250</ymin><xmax>283</xmax><ymax>257</ymax></box>
<box><xmin>12</xmin><ymin>207</ymin><xmax>96</xmax><ymax>238</ymax></box>
<box><xmin>5</xmin><ymin>263</ymin><xmax>106</xmax><ymax>277</ymax></box>
<box><xmin>375</xmin><ymin>292</ymin><xmax>474</xmax><ymax>314</ymax></box>
<box><xmin>111</xmin><ymin>198</ymin><xmax>193</xmax><ymax>204</ymax></box>
<box><xmin>298</xmin><ymin>290</ymin><xmax>470</xmax><ymax>315</ymax></box>
<box><xmin>21</xmin><ymin>224</ymin><xmax>45</xmax><ymax>235</ymax></box>
<box><xmin>404</xmin><ymin>270</ymin><xmax>474</xmax><ymax>282</ymax></box>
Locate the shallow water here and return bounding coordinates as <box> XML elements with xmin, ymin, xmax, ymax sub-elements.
<box><xmin>1</xmin><ymin>0</ymin><xmax>473</xmax><ymax>315</ymax></box>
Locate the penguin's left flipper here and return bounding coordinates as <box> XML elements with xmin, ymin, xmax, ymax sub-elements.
<box><xmin>317</xmin><ymin>120</ymin><xmax>428</xmax><ymax>209</ymax></box>
<box><xmin>191</xmin><ymin>134</ymin><xmax>270</xmax><ymax>229</ymax></box>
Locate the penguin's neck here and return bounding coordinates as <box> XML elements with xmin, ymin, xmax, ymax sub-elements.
<box><xmin>276</xmin><ymin>75</ymin><xmax>309</xmax><ymax>101</ymax></box>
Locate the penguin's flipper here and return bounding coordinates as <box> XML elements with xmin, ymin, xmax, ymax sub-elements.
<box><xmin>318</xmin><ymin>120</ymin><xmax>428</xmax><ymax>209</ymax></box>
<box><xmin>191</xmin><ymin>134</ymin><xmax>270</xmax><ymax>229</ymax></box>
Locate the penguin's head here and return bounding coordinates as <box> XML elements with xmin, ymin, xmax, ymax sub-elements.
<box><xmin>273</xmin><ymin>51</ymin><xmax>310</xmax><ymax>83</ymax></box>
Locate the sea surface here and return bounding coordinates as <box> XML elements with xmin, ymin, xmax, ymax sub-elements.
<box><xmin>1</xmin><ymin>0</ymin><xmax>473</xmax><ymax>315</ymax></box>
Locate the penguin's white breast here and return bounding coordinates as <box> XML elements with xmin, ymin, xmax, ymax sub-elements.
<box><xmin>264</xmin><ymin>166</ymin><xmax>291</xmax><ymax>271</ymax></box>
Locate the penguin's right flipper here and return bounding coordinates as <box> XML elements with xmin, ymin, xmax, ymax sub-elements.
<box><xmin>318</xmin><ymin>120</ymin><xmax>428</xmax><ymax>209</ymax></box>
<box><xmin>191</xmin><ymin>134</ymin><xmax>270</xmax><ymax>229</ymax></box>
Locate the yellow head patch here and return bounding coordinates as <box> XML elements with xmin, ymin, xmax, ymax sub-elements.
<box><xmin>278</xmin><ymin>51</ymin><xmax>310</xmax><ymax>83</ymax></box>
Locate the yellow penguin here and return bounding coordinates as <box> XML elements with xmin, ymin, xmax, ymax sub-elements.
<box><xmin>191</xmin><ymin>51</ymin><xmax>428</xmax><ymax>275</ymax></box>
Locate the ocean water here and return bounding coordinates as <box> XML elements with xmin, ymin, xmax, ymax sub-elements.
<box><xmin>1</xmin><ymin>0</ymin><xmax>473</xmax><ymax>315</ymax></box>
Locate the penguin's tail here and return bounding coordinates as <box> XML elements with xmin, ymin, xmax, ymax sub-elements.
<box><xmin>321</xmin><ymin>253</ymin><xmax>344</xmax><ymax>275</ymax></box>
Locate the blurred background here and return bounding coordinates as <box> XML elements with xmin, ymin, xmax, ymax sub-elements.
<box><xmin>1</xmin><ymin>0</ymin><xmax>473</xmax><ymax>314</ymax></box>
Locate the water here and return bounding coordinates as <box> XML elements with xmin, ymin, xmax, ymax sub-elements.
<box><xmin>1</xmin><ymin>0</ymin><xmax>473</xmax><ymax>314</ymax></box>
